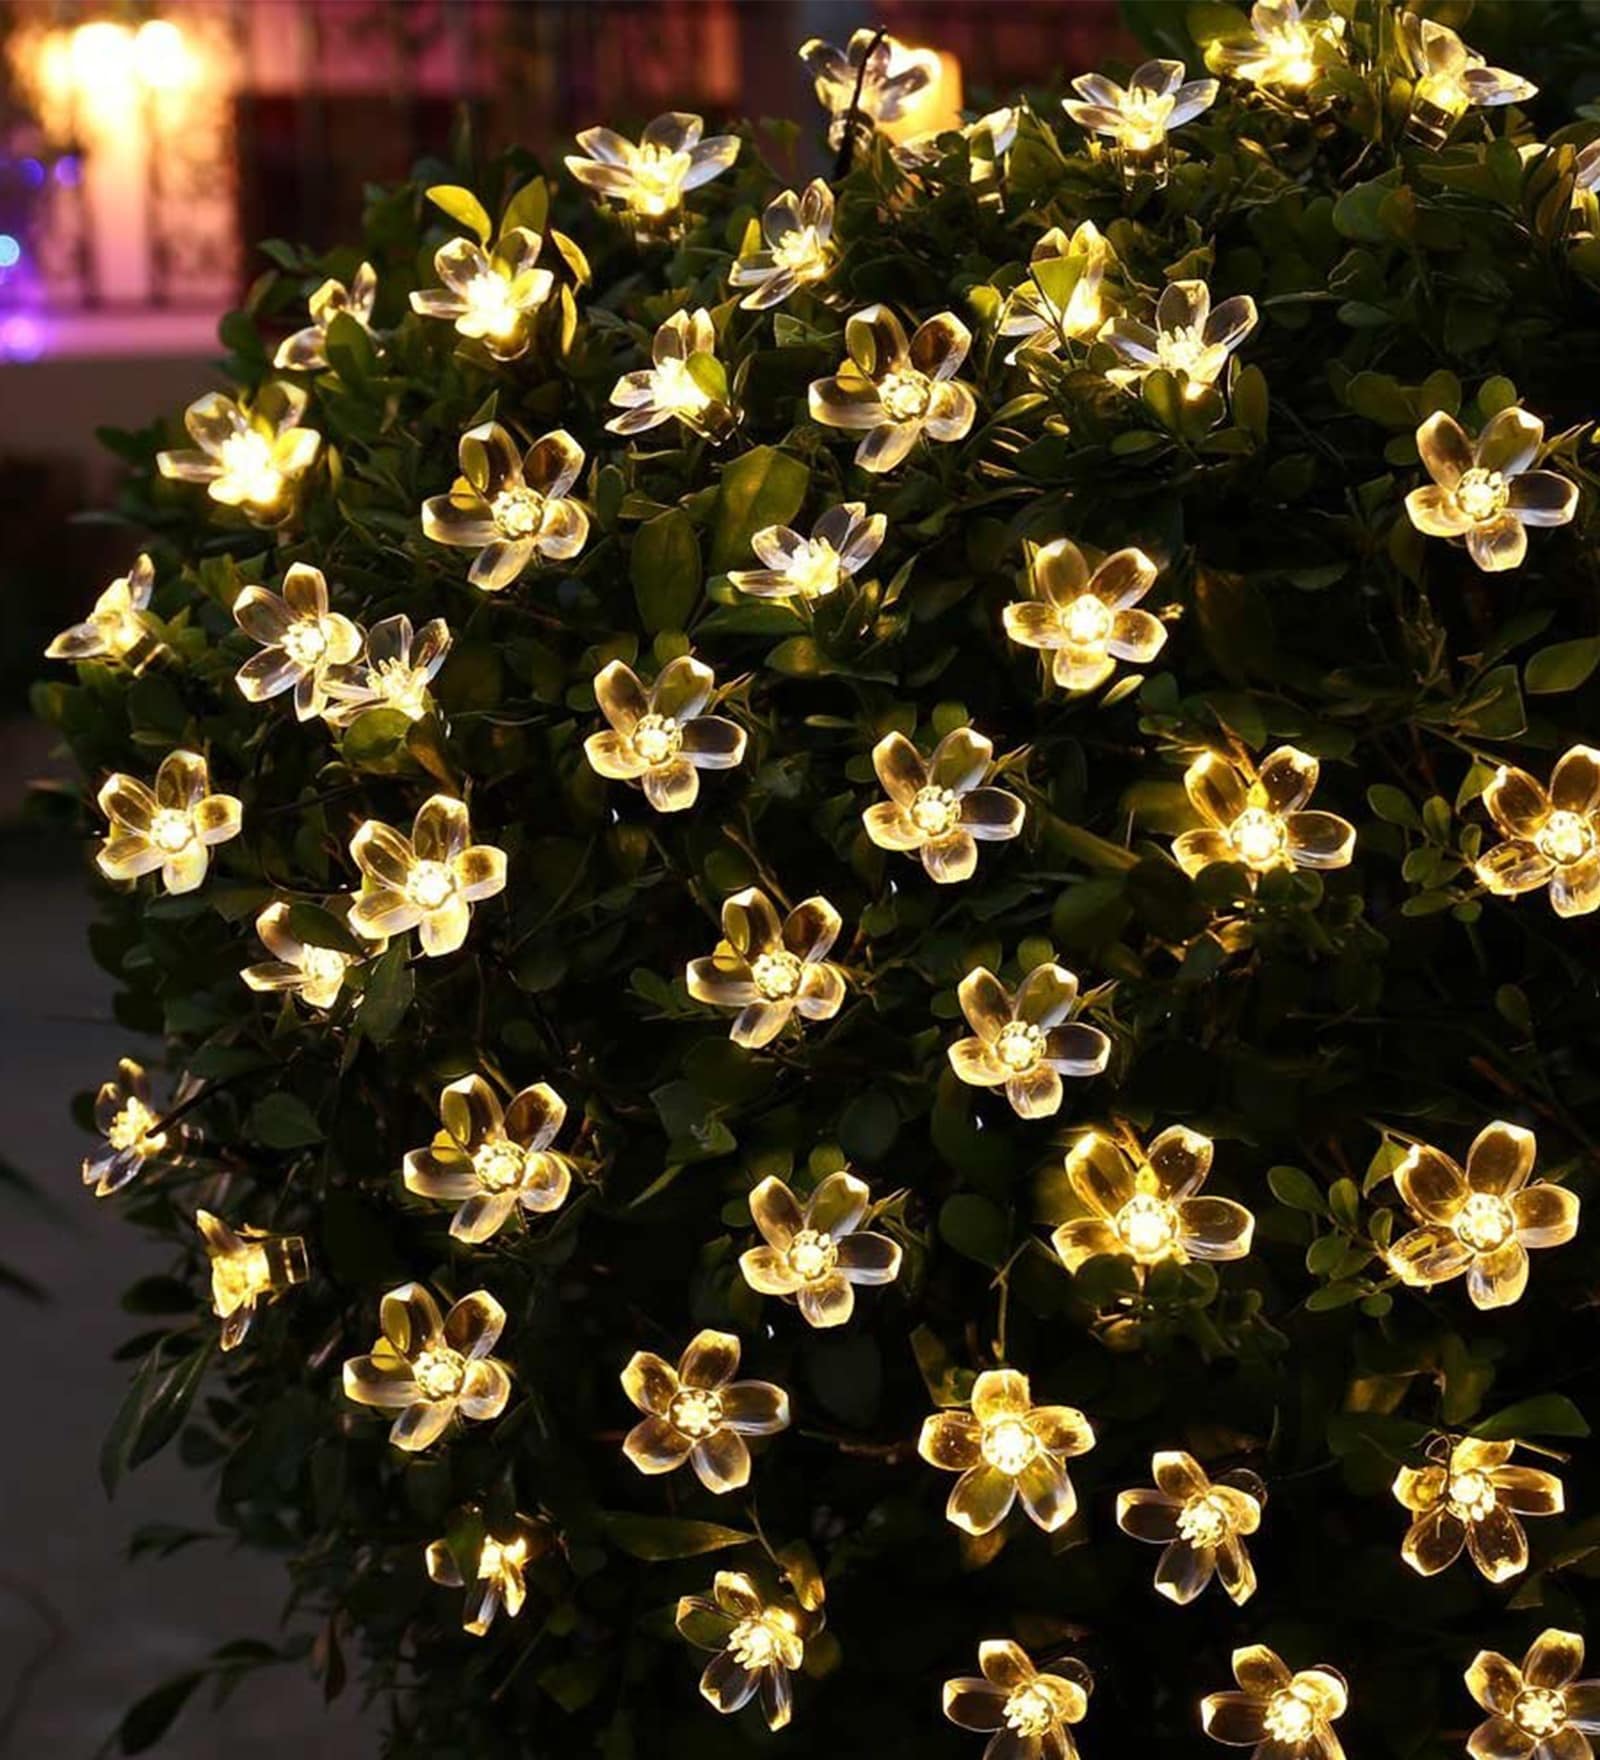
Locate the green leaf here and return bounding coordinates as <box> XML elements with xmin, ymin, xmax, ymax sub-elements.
<box><xmin>286</xmin><ymin>902</ymin><xmax>365</xmax><ymax>956</ymax></box>
<box><xmin>600</xmin><ymin>1513</ymin><xmax>754</xmax><ymax>1560</ymax></box>
<box><xmin>426</xmin><ymin>183</ymin><xmax>492</xmax><ymax>244</ymax></box>
<box><xmin>357</xmin><ymin>942</ymin><xmax>415</xmax><ymax>1043</ymax></box>
<box><xmin>838</xmin><ymin>1090</ymin><xmax>899</xmax><ymax>1163</ymax></box>
<box><xmin>119</xmin><ymin>1671</ymin><xmax>204</xmax><ymax>1755</ymax></box>
<box><xmin>246</xmin><ymin>1092</ymin><xmax>324</xmax><ymax>1148</ymax></box>
<box><xmin>1268</xmin><ymin>1165</ymin><xmax>1327</xmax><ymax>1214</ymax></box>
<box><xmin>1367</xmin><ymin>784</ymin><xmax>1420</xmax><ymax>829</ymax></box>
<box><xmin>1231</xmin><ymin>363</ymin><xmax>1268</xmax><ymax>441</ymax></box>
<box><xmin>938</xmin><ymin>1193</ymin><xmax>1009</xmax><ymax>1267</ymax></box>
<box><xmin>1525</xmin><ymin>637</ymin><xmax>1600</xmax><ymax>695</ymax></box>
<box><xmin>709</xmin><ymin>446</ymin><xmax>810</xmax><ymax>572</ymax></box>
<box><xmin>1472</xmin><ymin>1395</ymin><xmax>1591</xmax><ymax>1441</ymax></box>
<box><xmin>1305</xmin><ymin>1280</ymin><xmax>1366</xmax><ymax>1311</ymax></box>
<box><xmin>324</xmin><ymin>310</ymin><xmax>376</xmax><ymax>387</ymax></box>
<box><xmin>631</xmin><ymin>508</ymin><xmax>701</xmax><ymax>634</ymax></box>
<box><xmin>499</xmin><ymin>176</ymin><xmax>549</xmax><ymax>243</ymax></box>
<box><xmin>101</xmin><ymin>1339</ymin><xmax>216</xmax><ymax>1496</ymax></box>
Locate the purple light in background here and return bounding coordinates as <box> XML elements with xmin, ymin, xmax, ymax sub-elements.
<box><xmin>20</xmin><ymin>157</ymin><xmax>47</xmax><ymax>189</ymax></box>
<box><xmin>0</xmin><ymin>314</ymin><xmax>46</xmax><ymax>361</ymax></box>
<box><xmin>53</xmin><ymin>155</ymin><xmax>82</xmax><ymax>188</ymax></box>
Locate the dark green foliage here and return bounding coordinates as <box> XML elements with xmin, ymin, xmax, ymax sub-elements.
<box><xmin>33</xmin><ymin>3</ymin><xmax>1600</xmax><ymax>1754</ymax></box>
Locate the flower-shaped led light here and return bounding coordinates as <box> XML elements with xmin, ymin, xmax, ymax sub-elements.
<box><xmin>999</xmin><ymin>222</ymin><xmax>1114</xmax><ymax>361</ymax></box>
<box><xmin>1117</xmin><ymin>1450</ymin><xmax>1265</xmax><ymax>1606</ymax></box>
<box><xmin>1394</xmin><ymin>1434</ymin><xmax>1563</xmax><ymax>1583</ymax></box>
<box><xmin>1173</xmin><ymin>747</ymin><xmax>1355</xmax><ymax>884</ymax></box>
<box><xmin>607</xmin><ymin>307</ymin><xmax>735</xmax><ymax>440</ymax></box>
<box><xmin>157</xmin><ymin>384</ymin><xmax>320</xmax><ymax>526</ymax></box>
<box><xmin>196</xmin><ymin>1208</ymin><xmax>308</xmax><ymax>1351</ymax></box>
<box><xmin>1387</xmin><ymin>1121</ymin><xmax>1578</xmax><ymax>1310</ymax></box>
<box><xmin>348</xmin><ymin>794</ymin><xmax>507</xmax><ymax>957</ymax></box>
<box><xmin>799</xmin><ymin>29</ymin><xmax>940</xmax><ymax>151</ymax></box>
<box><xmin>1475</xmin><ymin>747</ymin><xmax>1600</xmax><ymax>917</ymax></box>
<box><xmin>1574</xmin><ymin>139</ymin><xmax>1600</xmax><ymax>234</ymax></box>
<box><xmin>232</xmin><ymin>562</ymin><xmax>362</xmax><ymax>721</ymax></box>
<box><xmin>1402</xmin><ymin>13</ymin><xmax>1538</xmax><ymax>152</ymax></box>
<box><xmin>96</xmin><ymin>749</ymin><xmax>242</xmax><ymax>896</ymax></box>
<box><xmin>1202</xmin><ymin>1646</ymin><xmax>1347</xmax><ymax>1758</ymax></box>
<box><xmin>948</xmin><ymin>963</ymin><xmax>1111</xmax><ymax>1121</ymax></box>
<box><xmin>1209</xmin><ymin>0</ymin><xmax>1346</xmax><ymax>94</ymax></box>
<box><xmin>862</xmin><ymin>728</ymin><xmax>1024</xmax><ymax>885</ymax></box>
<box><xmin>1100</xmin><ymin>280</ymin><xmax>1258</xmax><ymax>399</ymax></box>
<box><xmin>1053</xmin><ymin>1126</ymin><xmax>1253</xmax><ymax>1279</ymax></box>
<box><xmin>739</xmin><ymin>1171</ymin><xmax>902</xmax><ymax>1328</ymax></box>
<box><xmin>730</xmin><ymin>179</ymin><xmax>835</xmax><ymax>310</ymax></box>
<box><xmin>565</xmin><ymin>112</ymin><xmax>738</xmax><ymax>237</ymax></box>
<box><xmin>409</xmin><ymin>227</ymin><xmax>551</xmax><ymax>361</ymax></box>
<box><xmin>583</xmin><ymin>656</ymin><xmax>746</xmax><ymax>813</ymax></box>
<box><xmin>1466</xmin><ymin>1630</ymin><xmax>1600</xmax><ymax>1760</ymax></box>
<box><xmin>1063</xmin><ymin>57</ymin><xmax>1219</xmax><ymax>186</ymax></box>
<box><xmin>342</xmin><ymin>1282</ymin><xmax>512</xmax><ymax>1452</ymax></box>
<box><xmin>727</xmin><ymin>501</ymin><xmax>885</xmax><ymax>602</ymax></box>
<box><xmin>809</xmin><ymin>304</ymin><xmax>976</xmax><ymax>473</ymax></box>
<box><xmin>686</xmin><ymin>888</ymin><xmax>846</xmax><ymax>1049</ymax></box>
<box><xmin>1004</xmin><ymin>539</ymin><xmax>1164</xmax><ymax>693</ymax></box>
<box><xmin>425</xmin><ymin>1513</ymin><xmax>546</xmax><ymax>1637</ymax></box>
<box><xmin>944</xmin><ymin>1640</ymin><xmax>1093</xmax><ymax>1760</ymax></box>
<box><xmin>1405</xmin><ymin>408</ymin><xmax>1577</xmax><ymax>574</ymax></box>
<box><xmin>82</xmin><ymin>1058</ymin><xmax>177</xmax><ymax>1197</ymax></box>
<box><xmin>675</xmin><ymin>1570</ymin><xmax>806</xmax><ymax>1732</ymax></box>
<box><xmin>242</xmin><ymin>901</ymin><xmax>369</xmax><ymax>1011</ymax></box>
<box><xmin>274</xmin><ymin>261</ymin><xmax>378</xmax><ymax>371</ymax></box>
<box><xmin>621</xmin><ymin>1328</ymin><xmax>790</xmax><ymax>1494</ymax></box>
<box><xmin>919</xmin><ymin>1367</ymin><xmax>1094</xmax><ymax>1536</ymax></box>
<box><xmin>403</xmin><ymin>1074</ymin><xmax>574</xmax><ymax>1243</ymax></box>
<box><xmin>422</xmin><ymin>421</ymin><xmax>589</xmax><ymax>592</ymax></box>
<box><xmin>46</xmin><ymin>552</ymin><xmax>160</xmax><ymax>671</ymax></box>
<box><xmin>323</xmin><ymin>614</ymin><xmax>452</xmax><ymax>727</ymax></box>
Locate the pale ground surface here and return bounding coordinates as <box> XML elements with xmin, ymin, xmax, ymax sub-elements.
<box><xmin>0</xmin><ymin>825</ymin><xmax>376</xmax><ymax>1757</ymax></box>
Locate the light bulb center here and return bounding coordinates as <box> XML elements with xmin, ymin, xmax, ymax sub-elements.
<box><xmin>668</xmin><ymin>1387</ymin><xmax>724</xmax><ymax>1439</ymax></box>
<box><xmin>413</xmin><ymin>1345</ymin><xmax>467</xmax><ymax>1400</ymax></box>
<box><xmin>406</xmin><ymin>860</ymin><xmax>458</xmax><ymax>913</ymax></box>
<box><xmin>281</xmin><ymin>618</ymin><xmax>330</xmax><ymax>666</ymax></box>
<box><xmin>1115</xmin><ymin>1193</ymin><xmax>1180</xmax><ymax>1261</ymax></box>
<box><xmin>1062</xmin><ymin>592</ymin><xmax>1114</xmax><ymax>648</ymax></box>
<box><xmin>751</xmin><ymin>949</ymin><xmax>803</xmax><ymax>1000</ymax></box>
<box><xmin>1177</xmin><ymin>1489</ymin><xmax>1234</xmax><ymax>1547</ymax></box>
<box><xmin>1264</xmin><ymin>1688</ymin><xmax>1317</xmax><ymax>1745</ymax></box>
<box><xmin>1454</xmin><ymin>1191</ymin><xmax>1514</xmax><ymax>1253</ymax></box>
<box><xmin>630</xmin><ymin>713</ymin><xmax>683</xmax><ymax>768</ymax></box>
<box><xmin>1228</xmin><ymin>806</ymin><xmax>1289</xmax><ymax>870</ymax></box>
<box><xmin>994</xmin><ymin>1020</ymin><xmax>1046</xmax><ymax>1073</ymax></box>
<box><xmin>980</xmin><ymin>1415</ymin><xmax>1039</xmax><ymax>1476</ymax></box>
<box><xmin>910</xmin><ymin>784</ymin><xmax>963</xmax><ymax>837</ymax></box>
<box><xmin>473</xmin><ymin>1136</ymin><xmax>529</xmax><ymax>1192</ymax></box>
<box><xmin>1455</xmin><ymin>467</ymin><xmax>1510</xmax><ymax>524</ymax></box>
<box><xmin>1513</xmin><ymin>1688</ymin><xmax>1568</xmax><ymax>1739</ymax></box>
<box><xmin>151</xmin><ymin>807</ymin><xmax>196</xmax><ymax>854</ymax></box>
<box><xmin>492</xmin><ymin>485</ymin><xmax>546</xmax><ymax>540</ymax></box>
<box><xmin>1537</xmin><ymin>810</ymin><xmax>1594</xmax><ymax>866</ymax></box>
<box><xmin>786</xmin><ymin>537</ymin><xmax>843</xmax><ymax>599</ymax></box>
<box><xmin>878</xmin><ymin>367</ymin><xmax>933</xmax><ymax>422</ymax></box>
<box><xmin>784</xmin><ymin>1228</ymin><xmax>838</xmax><ymax>1283</ymax></box>
<box><xmin>1446</xmin><ymin>1469</ymin><xmax>1497</xmax><ymax>1522</ymax></box>
<box><xmin>1005</xmin><ymin>1684</ymin><xmax>1057</xmax><ymax>1738</ymax></box>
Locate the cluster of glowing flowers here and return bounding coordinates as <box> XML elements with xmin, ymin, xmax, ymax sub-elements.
<box><xmin>1387</xmin><ymin>1121</ymin><xmax>1578</xmax><ymax>1310</ymax></box>
<box><xmin>409</xmin><ymin>227</ymin><xmax>550</xmax><ymax>361</ymax></box>
<box><xmin>727</xmin><ymin>501</ymin><xmax>885</xmax><ymax>602</ymax></box>
<box><xmin>1053</xmin><ymin>1125</ymin><xmax>1253</xmax><ymax>1279</ymax></box>
<box><xmin>729</xmin><ymin>179</ymin><xmax>835</xmax><ymax>310</ymax></box>
<box><xmin>565</xmin><ymin>112</ymin><xmax>737</xmax><ymax>231</ymax></box>
<box><xmin>348</xmin><ymin>794</ymin><xmax>506</xmax><ymax>957</ymax></box>
<box><xmin>862</xmin><ymin>727</ymin><xmax>1024</xmax><ymax>885</ymax></box>
<box><xmin>231</xmin><ymin>562</ymin><xmax>361</xmax><ymax>721</ymax></box>
<box><xmin>943</xmin><ymin>1640</ymin><xmax>1093</xmax><ymax>1760</ymax></box>
<box><xmin>918</xmin><ymin>1367</ymin><xmax>1095</xmax><ymax>1536</ymax></box>
<box><xmin>620</xmin><ymin>1328</ymin><xmax>790</xmax><ymax>1494</ymax></box>
<box><xmin>686</xmin><ymin>888</ymin><xmax>846</xmax><ymax>1049</ymax></box>
<box><xmin>1401</xmin><ymin>13</ymin><xmax>1538</xmax><ymax>152</ymax></box>
<box><xmin>403</xmin><ymin>1074</ymin><xmax>574</xmax><ymax>1244</ymax></box>
<box><xmin>675</xmin><ymin>1571</ymin><xmax>806</xmax><ymax>1732</ymax></box>
<box><xmin>46</xmin><ymin>552</ymin><xmax>160</xmax><ymax>670</ymax></box>
<box><xmin>1201</xmin><ymin>1646</ymin><xmax>1347</xmax><ymax>1759</ymax></box>
<box><xmin>96</xmin><ymin>749</ymin><xmax>242</xmax><ymax>896</ymax></box>
<box><xmin>1116</xmin><ymin>1450</ymin><xmax>1265</xmax><ymax>1606</ymax></box>
<box><xmin>738</xmin><ymin>1171</ymin><xmax>902</xmax><ymax>1328</ymax></box>
<box><xmin>242</xmin><ymin>901</ymin><xmax>369</xmax><ymax>1011</ymax></box>
<box><xmin>607</xmin><ymin>307</ymin><xmax>734</xmax><ymax>440</ymax></box>
<box><xmin>799</xmin><ymin>29</ymin><xmax>939</xmax><ymax>150</ymax></box>
<box><xmin>1393</xmin><ymin>1434</ymin><xmax>1563</xmax><ymax>1583</ymax></box>
<box><xmin>999</xmin><ymin>222</ymin><xmax>1114</xmax><ymax>361</ymax></box>
<box><xmin>423</xmin><ymin>422</ymin><xmax>589</xmax><ymax>592</ymax></box>
<box><xmin>583</xmin><ymin>656</ymin><xmax>746</xmax><ymax>813</ymax></box>
<box><xmin>1466</xmin><ymin>1630</ymin><xmax>1600</xmax><ymax>1760</ymax></box>
<box><xmin>1063</xmin><ymin>57</ymin><xmax>1218</xmax><ymax>180</ymax></box>
<box><xmin>1100</xmin><ymin>280</ymin><xmax>1259</xmax><ymax>399</ymax></box>
<box><xmin>1173</xmin><ymin>747</ymin><xmax>1355</xmax><ymax>884</ymax></box>
<box><xmin>425</xmin><ymin>1513</ymin><xmax>545</xmax><ymax>1637</ymax></box>
<box><xmin>1003</xmin><ymin>539</ymin><xmax>1164</xmax><ymax>693</ymax></box>
<box><xmin>1405</xmin><ymin>408</ymin><xmax>1578</xmax><ymax>574</ymax></box>
<box><xmin>809</xmin><ymin>304</ymin><xmax>976</xmax><ymax>473</ymax></box>
<box><xmin>1574</xmin><ymin>140</ymin><xmax>1600</xmax><ymax>231</ymax></box>
<box><xmin>157</xmin><ymin>383</ymin><xmax>320</xmax><ymax>526</ymax></box>
<box><xmin>83</xmin><ymin>1058</ymin><xmax>177</xmax><ymax>1196</ymax></box>
<box><xmin>196</xmin><ymin>1208</ymin><xmax>307</xmax><ymax>1351</ymax></box>
<box><xmin>322</xmin><ymin>614</ymin><xmax>452</xmax><ymax>727</ymax></box>
<box><xmin>274</xmin><ymin>261</ymin><xmax>377</xmax><ymax>371</ymax></box>
<box><xmin>1475</xmin><ymin>747</ymin><xmax>1600</xmax><ymax>918</ymax></box>
<box><xmin>948</xmin><ymin>962</ymin><xmax>1111</xmax><ymax>1121</ymax></box>
<box><xmin>342</xmin><ymin>1281</ymin><xmax>512</xmax><ymax>1452</ymax></box>
<box><xmin>1208</xmin><ymin>0</ymin><xmax>1346</xmax><ymax>94</ymax></box>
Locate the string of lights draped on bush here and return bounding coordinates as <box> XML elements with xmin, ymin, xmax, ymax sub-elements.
<box><xmin>37</xmin><ymin>4</ymin><xmax>1600</xmax><ymax>1755</ymax></box>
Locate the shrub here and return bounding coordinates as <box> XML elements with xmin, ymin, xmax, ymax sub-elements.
<box><xmin>35</xmin><ymin>5</ymin><xmax>1600</xmax><ymax>1756</ymax></box>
